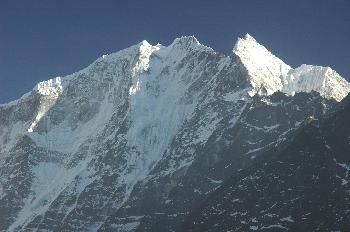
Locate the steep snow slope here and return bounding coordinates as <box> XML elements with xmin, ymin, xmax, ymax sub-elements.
<box><xmin>0</xmin><ymin>34</ymin><xmax>349</xmax><ymax>231</ymax></box>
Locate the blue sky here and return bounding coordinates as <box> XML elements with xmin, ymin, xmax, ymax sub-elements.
<box><xmin>1</xmin><ymin>0</ymin><xmax>349</xmax><ymax>103</ymax></box>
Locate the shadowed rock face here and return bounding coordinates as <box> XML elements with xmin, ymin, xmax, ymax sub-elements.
<box><xmin>0</xmin><ymin>35</ymin><xmax>348</xmax><ymax>231</ymax></box>
<box><xmin>182</xmin><ymin>96</ymin><xmax>350</xmax><ymax>232</ymax></box>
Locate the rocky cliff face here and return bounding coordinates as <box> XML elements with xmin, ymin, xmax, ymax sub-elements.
<box><xmin>0</xmin><ymin>34</ymin><xmax>349</xmax><ymax>231</ymax></box>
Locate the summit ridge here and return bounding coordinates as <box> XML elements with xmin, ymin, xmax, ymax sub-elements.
<box><xmin>13</xmin><ymin>34</ymin><xmax>349</xmax><ymax>106</ymax></box>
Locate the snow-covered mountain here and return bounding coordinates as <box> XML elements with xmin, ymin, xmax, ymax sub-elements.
<box><xmin>0</xmin><ymin>34</ymin><xmax>349</xmax><ymax>231</ymax></box>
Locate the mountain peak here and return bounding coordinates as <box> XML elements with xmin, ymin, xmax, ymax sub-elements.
<box><xmin>243</xmin><ymin>33</ymin><xmax>256</xmax><ymax>41</ymax></box>
<box><xmin>233</xmin><ymin>34</ymin><xmax>350</xmax><ymax>101</ymax></box>
<box><xmin>33</xmin><ymin>76</ymin><xmax>63</xmax><ymax>96</ymax></box>
<box><xmin>170</xmin><ymin>35</ymin><xmax>214</xmax><ymax>53</ymax></box>
<box><xmin>140</xmin><ymin>39</ymin><xmax>150</xmax><ymax>46</ymax></box>
<box><xmin>233</xmin><ymin>34</ymin><xmax>291</xmax><ymax>96</ymax></box>
<box><xmin>172</xmin><ymin>35</ymin><xmax>200</xmax><ymax>46</ymax></box>
<box><xmin>137</xmin><ymin>39</ymin><xmax>156</xmax><ymax>55</ymax></box>
<box><xmin>233</xmin><ymin>33</ymin><xmax>260</xmax><ymax>51</ymax></box>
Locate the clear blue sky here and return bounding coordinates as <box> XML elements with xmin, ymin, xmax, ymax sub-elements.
<box><xmin>1</xmin><ymin>0</ymin><xmax>349</xmax><ymax>103</ymax></box>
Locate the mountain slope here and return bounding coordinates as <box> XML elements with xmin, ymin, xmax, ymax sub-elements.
<box><xmin>0</xmin><ymin>34</ymin><xmax>349</xmax><ymax>231</ymax></box>
<box><xmin>98</xmin><ymin>92</ymin><xmax>336</xmax><ymax>232</ymax></box>
<box><xmin>183</xmin><ymin>95</ymin><xmax>350</xmax><ymax>232</ymax></box>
